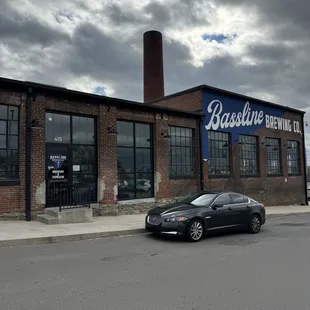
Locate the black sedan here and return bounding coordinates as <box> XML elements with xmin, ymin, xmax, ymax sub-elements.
<box><xmin>145</xmin><ymin>190</ymin><xmax>266</xmax><ymax>242</ymax></box>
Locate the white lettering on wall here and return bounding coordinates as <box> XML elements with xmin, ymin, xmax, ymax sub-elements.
<box><xmin>205</xmin><ymin>99</ymin><xmax>301</xmax><ymax>133</ymax></box>
<box><xmin>265</xmin><ymin>115</ymin><xmax>292</xmax><ymax>132</ymax></box>
<box><xmin>205</xmin><ymin>100</ymin><xmax>264</xmax><ymax>131</ymax></box>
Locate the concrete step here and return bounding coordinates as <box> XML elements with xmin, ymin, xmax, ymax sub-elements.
<box><xmin>45</xmin><ymin>207</ymin><xmax>60</xmax><ymax>217</ymax></box>
<box><xmin>37</xmin><ymin>214</ymin><xmax>59</xmax><ymax>225</ymax></box>
<box><xmin>44</xmin><ymin>207</ymin><xmax>93</xmax><ymax>224</ymax></box>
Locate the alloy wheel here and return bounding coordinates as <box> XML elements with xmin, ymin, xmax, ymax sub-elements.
<box><xmin>189</xmin><ymin>220</ymin><xmax>204</xmax><ymax>241</ymax></box>
<box><xmin>250</xmin><ymin>215</ymin><xmax>261</xmax><ymax>233</ymax></box>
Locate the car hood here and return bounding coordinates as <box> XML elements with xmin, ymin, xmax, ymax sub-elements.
<box><xmin>148</xmin><ymin>202</ymin><xmax>198</xmax><ymax>216</ymax></box>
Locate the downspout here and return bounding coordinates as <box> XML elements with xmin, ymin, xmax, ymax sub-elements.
<box><xmin>301</xmin><ymin>114</ymin><xmax>308</xmax><ymax>205</ymax></box>
<box><xmin>198</xmin><ymin>115</ymin><xmax>204</xmax><ymax>191</ymax></box>
<box><xmin>25</xmin><ymin>87</ymin><xmax>33</xmax><ymax>221</ymax></box>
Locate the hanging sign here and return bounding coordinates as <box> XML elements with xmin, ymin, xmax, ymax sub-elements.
<box><xmin>49</xmin><ymin>154</ymin><xmax>67</xmax><ymax>180</ymax></box>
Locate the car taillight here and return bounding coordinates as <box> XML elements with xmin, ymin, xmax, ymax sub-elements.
<box><xmin>261</xmin><ymin>204</ymin><xmax>265</xmax><ymax>209</ymax></box>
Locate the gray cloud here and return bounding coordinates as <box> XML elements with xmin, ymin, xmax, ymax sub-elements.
<box><xmin>104</xmin><ymin>3</ymin><xmax>148</xmax><ymax>25</ymax></box>
<box><xmin>0</xmin><ymin>0</ymin><xmax>309</xmax><ymax>117</ymax></box>
<box><xmin>0</xmin><ymin>0</ymin><xmax>69</xmax><ymax>47</ymax></box>
<box><xmin>214</xmin><ymin>0</ymin><xmax>310</xmax><ymax>40</ymax></box>
<box><xmin>105</xmin><ymin>0</ymin><xmax>212</xmax><ymax>34</ymax></box>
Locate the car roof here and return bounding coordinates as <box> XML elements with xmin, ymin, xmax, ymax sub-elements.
<box><xmin>199</xmin><ymin>190</ymin><xmax>247</xmax><ymax>196</ymax></box>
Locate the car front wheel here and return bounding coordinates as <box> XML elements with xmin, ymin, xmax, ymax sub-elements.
<box><xmin>187</xmin><ymin>219</ymin><xmax>204</xmax><ymax>242</ymax></box>
<box><xmin>248</xmin><ymin>214</ymin><xmax>261</xmax><ymax>234</ymax></box>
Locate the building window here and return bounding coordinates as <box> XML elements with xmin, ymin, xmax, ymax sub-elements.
<box><xmin>239</xmin><ymin>135</ymin><xmax>259</xmax><ymax>176</ymax></box>
<box><xmin>46</xmin><ymin>113</ymin><xmax>70</xmax><ymax>143</ymax></box>
<box><xmin>0</xmin><ymin>105</ymin><xmax>19</xmax><ymax>180</ymax></box>
<box><xmin>266</xmin><ymin>138</ymin><xmax>281</xmax><ymax>176</ymax></box>
<box><xmin>287</xmin><ymin>140</ymin><xmax>300</xmax><ymax>175</ymax></box>
<box><xmin>168</xmin><ymin>126</ymin><xmax>194</xmax><ymax>178</ymax></box>
<box><xmin>117</xmin><ymin>121</ymin><xmax>153</xmax><ymax>200</ymax></box>
<box><xmin>208</xmin><ymin>131</ymin><xmax>230</xmax><ymax>177</ymax></box>
<box><xmin>45</xmin><ymin>112</ymin><xmax>97</xmax><ymax>205</ymax></box>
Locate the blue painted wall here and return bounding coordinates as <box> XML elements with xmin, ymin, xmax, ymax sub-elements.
<box><xmin>201</xmin><ymin>89</ymin><xmax>302</xmax><ymax>160</ymax></box>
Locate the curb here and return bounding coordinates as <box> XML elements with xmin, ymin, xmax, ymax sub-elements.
<box><xmin>0</xmin><ymin>228</ymin><xmax>146</xmax><ymax>248</ymax></box>
<box><xmin>267</xmin><ymin>211</ymin><xmax>310</xmax><ymax>219</ymax></box>
<box><xmin>1</xmin><ymin>212</ymin><xmax>310</xmax><ymax>248</ymax></box>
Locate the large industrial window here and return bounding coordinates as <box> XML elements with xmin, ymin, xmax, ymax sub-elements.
<box><xmin>266</xmin><ymin>138</ymin><xmax>281</xmax><ymax>176</ymax></box>
<box><xmin>117</xmin><ymin>121</ymin><xmax>154</xmax><ymax>200</ymax></box>
<box><xmin>208</xmin><ymin>131</ymin><xmax>231</xmax><ymax>177</ymax></box>
<box><xmin>287</xmin><ymin>140</ymin><xmax>300</xmax><ymax>175</ymax></box>
<box><xmin>168</xmin><ymin>126</ymin><xmax>194</xmax><ymax>178</ymax></box>
<box><xmin>239</xmin><ymin>135</ymin><xmax>259</xmax><ymax>176</ymax></box>
<box><xmin>0</xmin><ymin>105</ymin><xmax>19</xmax><ymax>180</ymax></box>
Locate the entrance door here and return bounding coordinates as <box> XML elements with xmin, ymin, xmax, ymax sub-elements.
<box><xmin>46</xmin><ymin>144</ymin><xmax>71</xmax><ymax>207</ymax></box>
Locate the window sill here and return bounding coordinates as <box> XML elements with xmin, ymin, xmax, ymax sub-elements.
<box><xmin>169</xmin><ymin>175</ymin><xmax>197</xmax><ymax>180</ymax></box>
<box><xmin>208</xmin><ymin>175</ymin><xmax>231</xmax><ymax>179</ymax></box>
<box><xmin>0</xmin><ymin>180</ymin><xmax>20</xmax><ymax>186</ymax></box>
<box><xmin>288</xmin><ymin>174</ymin><xmax>302</xmax><ymax>177</ymax></box>
<box><xmin>240</xmin><ymin>175</ymin><xmax>261</xmax><ymax>178</ymax></box>
<box><xmin>266</xmin><ymin>174</ymin><xmax>282</xmax><ymax>178</ymax></box>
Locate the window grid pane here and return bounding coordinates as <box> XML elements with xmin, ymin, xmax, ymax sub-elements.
<box><xmin>266</xmin><ymin>138</ymin><xmax>281</xmax><ymax>175</ymax></box>
<box><xmin>168</xmin><ymin>126</ymin><xmax>194</xmax><ymax>177</ymax></box>
<box><xmin>72</xmin><ymin>116</ymin><xmax>95</xmax><ymax>145</ymax></box>
<box><xmin>239</xmin><ymin>135</ymin><xmax>258</xmax><ymax>176</ymax></box>
<box><xmin>117</xmin><ymin>121</ymin><xmax>154</xmax><ymax>200</ymax></box>
<box><xmin>208</xmin><ymin>131</ymin><xmax>230</xmax><ymax>177</ymax></box>
<box><xmin>0</xmin><ymin>104</ymin><xmax>19</xmax><ymax>180</ymax></box>
<box><xmin>287</xmin><ymin>140</ymin><xmax>300</xmax><ymax>175</ymax></box>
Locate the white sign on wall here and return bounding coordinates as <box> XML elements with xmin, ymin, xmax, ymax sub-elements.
<box><xmin>205</xmin><ymin>100</ymin><xmax>302</xmax><ymax>134</ymax></box>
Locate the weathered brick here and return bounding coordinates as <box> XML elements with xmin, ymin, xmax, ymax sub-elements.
<box><xmin>0</xmin><ymin>87</ymin><xmax>201</xmax><ymax>215</ymax></box>
<box><xmin>151</xmin><ymin>90</ymin><xmax>306</xmax><ymax>206</ymax></box>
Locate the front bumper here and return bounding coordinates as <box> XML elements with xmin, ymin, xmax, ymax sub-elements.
<box><xmin>261</xmin><ymin>209</ymin><xmax>267</xmax><ymax>225</ymax></box>
<box><xmin>145</xmin><ymin>215</ymin><xmax>188</xmax><ymax>236</ymax></box>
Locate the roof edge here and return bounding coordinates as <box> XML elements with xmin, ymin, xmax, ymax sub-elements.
<box><xmin>0</xmin><ymin>77</ymin><xmax>203</xmax><ymax>118</ymax></box>
<box><xmin>146</xmin><ymin>84</ymin><xmax>306</xmax><ymax>115</ymax></box>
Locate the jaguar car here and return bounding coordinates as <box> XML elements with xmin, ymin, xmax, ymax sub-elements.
<box><xmin>145</xmin><ymin>190</ymin><xmax>266</xmax><ymax>242</ymax></box>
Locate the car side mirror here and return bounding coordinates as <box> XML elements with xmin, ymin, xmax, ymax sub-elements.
<box><xmin>212</xmin><ymin>204</ymin><xmax>222</xmax><ymax>210</ymax></box>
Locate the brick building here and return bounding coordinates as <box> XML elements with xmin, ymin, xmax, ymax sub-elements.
<box><xmin>0</xmin><ymin>78</ymin><xmax>203</xmax><ymax>219</ymax></box>
<box><xmin>144</xmin><ymin>31</ymin><xmax>307</xmax><ymax>207</ymax></box>
<box><xmin>0</xmin><ymin>30</ymin><xmax>307</xmax><ymax>220</ymax></box>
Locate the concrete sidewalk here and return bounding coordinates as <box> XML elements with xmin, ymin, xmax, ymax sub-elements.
<box><xmin>0</xmin><ymin>205</ymin><xmax>309</xmax><ymax>247</ymax></box>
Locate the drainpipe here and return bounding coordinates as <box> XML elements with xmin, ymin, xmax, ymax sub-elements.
<box><xmin>25</xmin><ymin>87</ymin><xmax>33</xmax><ymax>221</ymax></box>
<box><xmin>302</xmin><ymin>114</ymin><xmax>308</xmax><ymax>205</ymax></box>
<box><xmin>198</xmin><ymin>115</ymin><xmax>204</xmax><ymax>191</ymax></box>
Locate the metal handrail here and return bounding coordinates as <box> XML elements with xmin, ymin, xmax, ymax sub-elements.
<box><xmin>47</xmin><ymin>182</ymin><xmax>95</xmax><ymax>212</ymax></box>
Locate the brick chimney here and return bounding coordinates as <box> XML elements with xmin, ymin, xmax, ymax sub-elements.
<box><xmin>143</xmin><ymin>30</ymin><xmax>165</xmax><ymax>102</ymax></box>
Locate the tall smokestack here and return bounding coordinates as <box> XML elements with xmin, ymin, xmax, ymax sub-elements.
<box><xmin>143</xmin><ymin>30</ymin><xmax>165</xmax><ymax>102</ymax></box>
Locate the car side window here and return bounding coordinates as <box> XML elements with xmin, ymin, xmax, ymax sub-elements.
<box><xmin>230</xmin><ymin>194</ymin><xmax>246</xmax><ymax>204</ymax></box>
<box><xmin>214</xmin><ymin>194</ymin><xmax>231</xmax><ymax>206</ymax></box>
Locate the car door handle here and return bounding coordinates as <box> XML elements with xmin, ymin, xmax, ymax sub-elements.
<box><xmin>228</xmin><ymin>207</ymin><xmax>232</xmax><ymax>211</ymax></box>
<box><xmin>246</xmin><ymin>206</ymin><xmax>251</xmax><ymax>209</ymax></box>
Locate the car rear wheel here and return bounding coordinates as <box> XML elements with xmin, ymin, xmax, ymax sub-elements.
<box><xmin>248</xmin><ymin>214</ymin><xmax>261</xmax><ymax>234</ymax></box>
<box><xmin>187</xmin><ymin>219</ymin><xmax>204</xmax><ymax>242</ymax></box>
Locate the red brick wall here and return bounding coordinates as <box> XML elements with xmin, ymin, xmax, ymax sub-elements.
<box><xmin>151</xmin><ymin>90</ymin><xmax>203</xmax><ymax>111</ymax></box>
<box><xmin>0</xmin><ymin>90</ymin><xmax>26</xmax><ymax>214</ymax></box>
<box><xmin>153</xmin><ymin>91</ymin><xmax>306</xmax><ymax>206</ymax></box>
<box><xmin>0</xmin><ymin>88</ymin><xmax>201</xmax><ymax>214</ymax></box>
<box><xmin>117</xmin><ymin>109</ymin><xmax>201</xmax><ymax>200</ymax></box>
<box><xmin>203</xmin><ymin>111</ymin><xmax>306</xmax><ymax>206</ymax></box>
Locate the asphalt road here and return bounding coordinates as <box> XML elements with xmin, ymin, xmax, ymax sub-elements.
<box><xmin>1</xmin><ymin>214</ymin><xmax>310</xmax><ymax>310</ymax></box>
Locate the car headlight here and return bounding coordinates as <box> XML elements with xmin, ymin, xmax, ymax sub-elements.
<box><xmin>165</xmin><ymin>216</ymin><xmax>189</xmax><ymax>222</ymax></box>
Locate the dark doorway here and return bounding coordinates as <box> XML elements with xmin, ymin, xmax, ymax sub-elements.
<box><xmin>45</xmin><ymin>112</ymin><xmax>97</xmax><ymax>208</ymax></box>
<box><xmin>46</xmin><ymin>144</ymin><xmax>70</xmax><ymax>207</ymax></box>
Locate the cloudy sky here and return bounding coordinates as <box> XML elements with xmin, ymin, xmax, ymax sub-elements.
<box><xmin>1</xmin><ymin>0</ymin><xmax>310</xmax><ymax>160</ymax></box>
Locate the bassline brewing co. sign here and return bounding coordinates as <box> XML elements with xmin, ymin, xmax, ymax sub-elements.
<box><xmin>204</xmin><ymin>100</ymin><xmax>302</xmax><ymax>134</ymax></box>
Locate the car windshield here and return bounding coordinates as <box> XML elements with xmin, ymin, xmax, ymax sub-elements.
<box><xmin>177</xmin><ymin>192</ymin><xmax>217</xmax><ymax>207</ymax></box>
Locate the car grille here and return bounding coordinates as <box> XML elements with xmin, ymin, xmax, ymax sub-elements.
<box><xmin>147</xmin><ymin>215</ymin><xmax>162</xmax><ymax>225</ymax></box>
